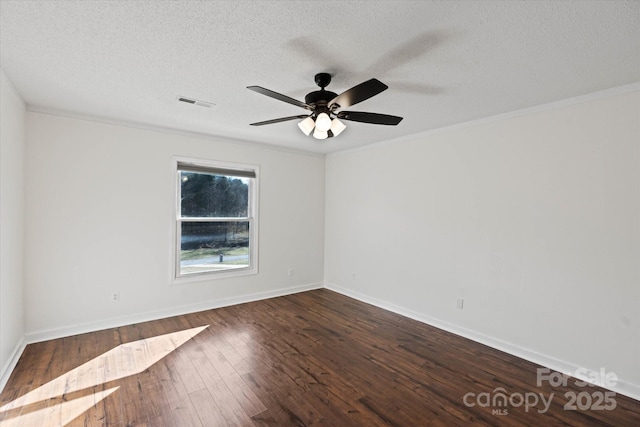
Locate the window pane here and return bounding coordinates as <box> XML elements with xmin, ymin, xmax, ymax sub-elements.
<box><xmin>180</xmin><ymin>221</ymin><xmax>250</xmax><ymax>275</ymax></box>
<box><xmin>180</xmin><ymin>172</ymin><xmax>249</xmax><ymax>218</ymax></box>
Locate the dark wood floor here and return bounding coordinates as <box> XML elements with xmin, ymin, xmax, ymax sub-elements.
<box><xmin>1</xmin><ymin>289</ymin><xmax>638</xmax><ymax>426</ymax></box>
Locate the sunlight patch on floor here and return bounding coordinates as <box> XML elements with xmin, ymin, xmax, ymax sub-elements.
<box><xmin>0</xmin><ymin>325</ymin><xmax>208</xmax><ymax>426</ymax></box>
<box><xmin>0</xmin><ymin>387</ymin><xmax>119</xmax><ymax>427</ymax></box>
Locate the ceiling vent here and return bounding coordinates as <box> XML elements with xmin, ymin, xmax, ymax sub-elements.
<box><xmin>177</xmin><ymin>96</ymin><xmax>215</xmax><ymax>108</ymax></box>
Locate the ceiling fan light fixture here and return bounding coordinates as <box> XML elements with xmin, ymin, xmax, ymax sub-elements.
<box><xmin>247</xmin><ymin>73</ymin><xmax>402</xmax><ymax>141</ymax></box>
<box><xmin>315</xmin><ymin>112</ymin><xmax>332</xmax><ymax>132</ymax></box>
<box><xmin>298</xmin><ymin>116</ymin><xmax>315</xmax><ymax>136</ymax></box>
<box><xmin>330</xmin><ymin>118</ymin><xmax>346</xmax><ymax>137</ymax></box>
<box><xmin>313</xmin><ymin>128</ymin><xmax>328</xmax><ymax>140</ymax></box>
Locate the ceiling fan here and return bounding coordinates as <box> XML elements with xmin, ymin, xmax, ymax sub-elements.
<box><xmin>247</xmin><ymin>73</ymin><xmax>403</xmax><ymax>140</ymax></box>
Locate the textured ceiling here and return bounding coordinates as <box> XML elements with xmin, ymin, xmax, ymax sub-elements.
<box><xmin>1</xmin><ymin>1</ymin><xmax>639</xmax><ymax>154</ymax></box>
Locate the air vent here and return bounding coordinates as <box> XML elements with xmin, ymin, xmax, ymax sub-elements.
<box><xmin>177</xmin><ymin>96</ymin><xmax>215</xmax><ymax>108</ymax></box>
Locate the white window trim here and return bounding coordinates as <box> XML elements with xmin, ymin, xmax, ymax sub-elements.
<box><xmin>171</xmin><ymin>156</ymin><xmax>259</xmax><ymax>284</ymax></box>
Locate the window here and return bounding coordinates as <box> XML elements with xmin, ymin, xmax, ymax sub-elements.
<box><xmin>174</xmin><ymin>158</ymin><xmax>258</xmax><ymax>281</ymax></box>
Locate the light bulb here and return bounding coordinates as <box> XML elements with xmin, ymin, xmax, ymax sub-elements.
<box><xmin>315</xmin><ymin>112</ymin><xmax>332</xmax><ymax>132</ymax></box>
<box><xmin>313</xmin><ymin>128</ymin><xmax>328</xmax><ymax>140</ymax></box>
<box><xmin>298</xmin><ymin>116</ymin><xmax>315</xmax><ymax>136</ymax></box>
<box><xmin>330</xmin><ymin>118</ymin><xmax>346</xmax><ymax>136</ymax></box>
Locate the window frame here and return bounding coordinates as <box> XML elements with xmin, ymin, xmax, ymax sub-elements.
<box><xmin>171</xmin><ymin>156</ymin><xmax>259</xmax><ymax>283</ymax></box>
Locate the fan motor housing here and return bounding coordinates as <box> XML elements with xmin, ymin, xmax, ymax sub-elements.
<box><xmin>305</xmin><ymin>90</ymin><xmax>338</xmax><ymax>109</ymax></box>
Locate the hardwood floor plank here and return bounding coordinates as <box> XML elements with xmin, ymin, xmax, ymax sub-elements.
<box><xmin>118</xmin><ymin>376</ymin><xmax>150</xmax><ymax>427</ymax></box>
<box><xmin>244</xmin><ymin>367</ymin><xmax>342</xmax><ymax>426</ymax></box>
<box><xmin>0</xmin><ymin>386</ymin><xmax>28</xmax><ymax>424</ymax></box>
<box><xmin>195</xmin><ymin>335</ymin><xmax>267</xmax><ymax>417</ymax></box>
<box><xmin>168</xmin><ymin>395</ymin><xmax>203</xmax><ymax>427</ymax></box>
<box><xmin>190</xmin><ymin>355</ymin><xmax>255</xmax><ymax>425</ymax></box>
<box><xmin>189</xmin><ymin>388</ymin><xmax>228</xmax><ymax>427</ymax></box>
<box><xmin>168</xmin><ymin>343</ymin><xmax>207</xmax><ymax>395</ymax></box>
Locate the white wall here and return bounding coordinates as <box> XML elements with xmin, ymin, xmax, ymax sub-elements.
<box><xmin>25</xmin><ymin>113</ymin><xmax>325</xmax><ymax>339</ymax></box>
<box><xmin>325</xmin><ymin>90</ymin><xmax>640</xmax><ymax>396</ymax></box>
<box><xmin>0</xmin><ymin>69</ymin><xmax>26</xmax><ymax>387</ymax></box>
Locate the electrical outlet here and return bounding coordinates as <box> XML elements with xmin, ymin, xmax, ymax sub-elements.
<box><xmin>352</xmin><ymin>272</ymin><xmax>356</xmax><ymax>280</ymax></box>
<box><xmin>288</xmin><ymin>268</ymin><xmax>294</xmax><ymax>277</ymax></box>
<box><xmin>112</xmin><ymin>292</ymin><xmax>120</xmax><ymax>302</ymax></box>
<box><xmin>456</xmin><ymin>298</ymin><xmax>464</xmax><ymax>309</ymax></box>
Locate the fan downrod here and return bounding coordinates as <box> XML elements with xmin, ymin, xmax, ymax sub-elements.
<box><xmin>314</xmin><ymin>72</ymin><xmax>331</xmax><ymax>89</ymax></box>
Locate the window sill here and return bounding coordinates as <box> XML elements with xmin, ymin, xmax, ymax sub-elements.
<box><xmin>171</xmin><ymin>266</ymin><xmax>258</xmax><ymax>285</ymax></box>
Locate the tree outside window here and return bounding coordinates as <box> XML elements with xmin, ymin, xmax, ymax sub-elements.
<box><xmin>175</xmin><ymin>159</ymin><xmax>258</xmax><ymax>280</ymax></box>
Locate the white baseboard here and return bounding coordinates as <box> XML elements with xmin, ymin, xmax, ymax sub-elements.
<box><xmin>24</xmin><ymin>282</ymin><xmax>323</xmax><ymax>344</ymax></box>
<box><xmin>0</xmin><ymin>336</ymin><xmax>26</xmax><ymax>392</ymax></box>
<box><xmin>324</xmin><ymin>282</ymin><xmax>640</xmax><ymax>402</ymax></box>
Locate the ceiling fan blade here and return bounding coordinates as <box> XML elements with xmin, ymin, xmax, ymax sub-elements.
<box><xmin>250</xmin><ymin>115</ymin><xmax>310</xmax><ymax>126</ymax></box>
<box><xmin>328</xmin><ymin>79</ymin><xmax>388</xmax><ymax>109</ymax></box>
<box><xmin>337</xmin><ymin>111</ymin><xmax>403</xmax><ymax>125</ymax></box>
<box><xmin>247</xmin><ymin>86</ymin><xmax>310</xmax><ymax>110</ymax></box>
